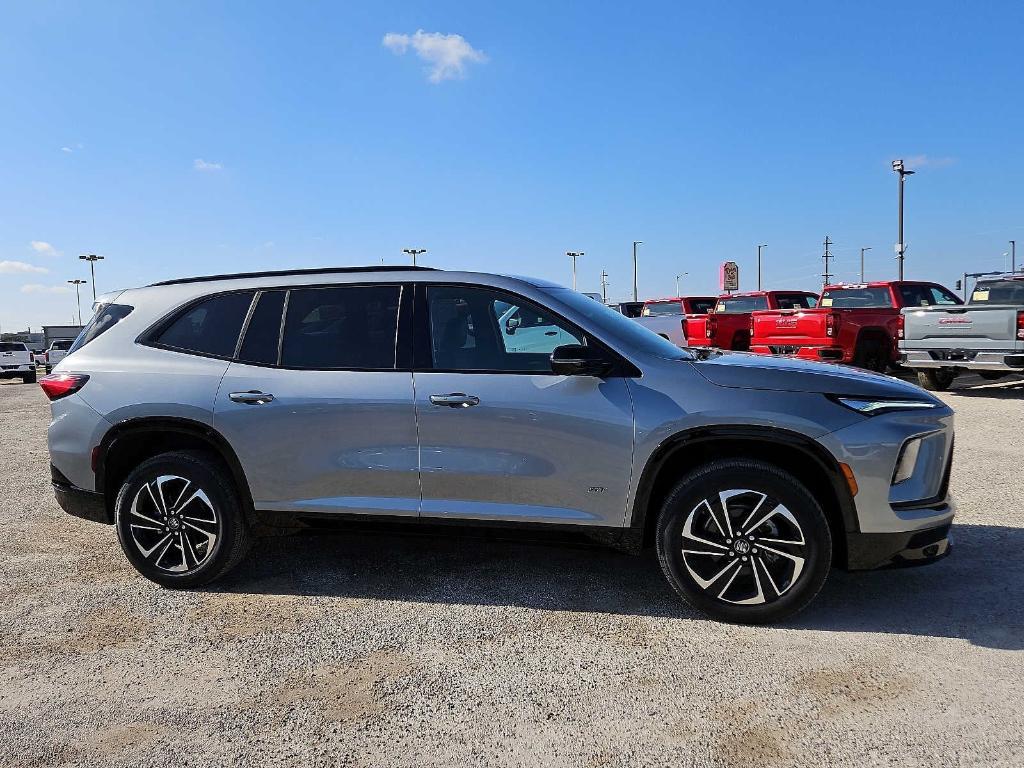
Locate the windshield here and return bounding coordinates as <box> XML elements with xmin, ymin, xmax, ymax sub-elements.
<box><xmin>52</xmin><ymin>340</ymin><xmax>73</xmax><ymax>351</ymax></box>
<box><xmin>0</xmin><ymin>342</ymin><xmax>27</xmax><ymax>352</ymax></box>
<box><xmin>643</xmin><ymin>301</ymin><xmax>682</xmax><ymax>316</ymax></box>
<box><xmin>820</xmin><ymin>287</ymin><xmax>893</xmax><ymax>308</ymax></box>
<box><xmin>547</xmin><ymin>288</ymin><xmax>690</xmax><ymax>359</ymax></box>
<box><xmin>971</xmin><ymin>279</ymin><xmax>1024</xmax><ymax>304</ymax></box>
<box><xmin>775</xmin><ymin>293</ymin><xmax>818</xmax><ymax>309</ymax></box>
<box><xmin>715</xmin><ymin>296</ymin><xmax>768</xmax><ymax>313</ymax></box>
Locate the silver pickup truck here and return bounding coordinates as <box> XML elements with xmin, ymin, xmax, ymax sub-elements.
<box><xmin>900</xmin><ymin>273</ymin><xmax>1024</xmax><ymax>390</ymax></box>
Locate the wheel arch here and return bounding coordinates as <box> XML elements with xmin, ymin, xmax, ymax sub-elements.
<box><xmin>96</xmin><ymin>417</ymin><xmax>255</xmax><ymax>522</ymax></box>
<box><xmin>629</xmin><ymin>426</ymin><xmax>858</xmax><ymax>566</ymax></box>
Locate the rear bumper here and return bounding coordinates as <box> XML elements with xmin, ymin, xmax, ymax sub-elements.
<box><xmin>901</xmin><ymin>349</ymin><xmax>1024</xmax><ymax>371</ymax></box>
<box><xmin>0</xmin><ymin>363</ymin><xmax>35</xmax><ymax>377</ymax></box>
<box><xmin>845</xmin><ymin>523</ymin><xmax>952</xmax><ymax>570</ymax></box>
<box><xmin>51</xmin><ymin>465</ymin><xmax>110</xmax><ymax>524</ymax></box>
<box><xmin>750</xmin><ymin>343</ymin><xmax>851</xmax><ymax>363</ymax></box>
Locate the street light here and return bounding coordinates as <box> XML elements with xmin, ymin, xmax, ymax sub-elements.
<box><xmin>68</xmin><ymin>279</ymin><xmax>87</xmax><ymax>325</ymax></box>
<box><xmin>675</xmin><ymin>272</ymin><xmax>688</xmax><ymax>296</ymax></box>
<box><xmin>566</xmin><ymin>251</ymin><xmax>584</xmax><ymax>290</ymax></box>
<box><xmin>402</xmin><ymin>248</ymin><xmax>426</xmax><ymax>266</ymax></box>
<box><xmin>78</xmin><ymin>254</ymin><xmax>104</xmax><ymax>301</ymax></box>
<box><xmin>1011</xmin><ymin>240</ymin><xmax>1017</xmax><ymax>273</ymax></box>
<box><xmin>632</xmin><ymin>241</ymin><xmax>642</xmax><ymax>301</ymax></box>
<box><xmin>891</xmin><ymin>160</ymin><xmax>915</xmax><ymax>280</ymax></box>
<box><xmin>757</xmin><ymin>244</ymin><xmax>767</xmax><ymax>290</ymax></box>
<box><xmin>860</xmin><ymin>247</ymin><xmax>872</xmax><ymax>282</ymax></box>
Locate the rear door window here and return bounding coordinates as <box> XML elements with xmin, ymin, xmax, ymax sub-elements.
<box><xmin>154</xmin><ymin>291</ymin><xmax>255</xmax><ymax>358</ymax></box>
<box><xmin>279</xmin><ymin>285</ymin><xmax>401</xmax><ymax>369</ymax></box>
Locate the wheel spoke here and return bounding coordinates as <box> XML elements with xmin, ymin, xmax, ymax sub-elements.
<box><xmin>756</xmin><ymin>555</ymin><xmax>782</xmax><ymax>597</ymax></box>
<box><xmin>716</xmin><ymin>560</ymin><xmax>744</xmax><ymax>598</ymax></box>
<box><xmin>171</xmin><ymin>480</ymin><xmax>192</xmax><ymax>511</ymax></box>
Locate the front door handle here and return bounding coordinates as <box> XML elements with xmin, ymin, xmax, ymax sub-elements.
<box><xmin>429</xmin><ymin>393</ymin><xmax>480</xmax><ymax>408</ymax></box>
<box><xmin>229</xmin><ymin>390</ymin><xmax>275</xmax><ymax>405</ymax></box>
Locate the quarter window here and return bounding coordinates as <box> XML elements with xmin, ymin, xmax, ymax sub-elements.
<box><xmin>280</xmin><ymin>285</ymin><xmax>401</xmax><ymax>369</ymax></box>
<box><xmin>155</xmin><ymin>292</ymin><xmax>254</xmax><ymax>357</ymax></box>
<box><xmin>427</xmin><ymin>286</ymin><xmax>583</xmax><ymax>372</ymax></box>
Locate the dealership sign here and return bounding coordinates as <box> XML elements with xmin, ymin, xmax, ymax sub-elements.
<box><xmin>720</xmin><ymin>261</ymin><xmax>739</xmax><ymax>292</ymax></box>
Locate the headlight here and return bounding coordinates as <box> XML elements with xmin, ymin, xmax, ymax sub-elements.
<box><xmin>833</xmin><ymin>397</ymin><xmax>938</xmax><ymax>415</ymax></box>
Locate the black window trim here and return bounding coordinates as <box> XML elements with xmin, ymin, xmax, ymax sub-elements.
<box><xmin>414</xmin><ymin>281</ymin><xmax>640</xmax><ymax>377</ymax></box>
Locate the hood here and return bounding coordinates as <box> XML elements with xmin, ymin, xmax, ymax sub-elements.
<box><xmin>690</xmin><ymin>351</ymin><xmax>936</xmax><ymax>400</ymax></box>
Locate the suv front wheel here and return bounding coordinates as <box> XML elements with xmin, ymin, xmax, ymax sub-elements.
<box><xmin>114</xmin><ymin>450</ymin><xmax>252</xmax><ymax>588</ymax></box>
<box><xmin>656</xmin><ymin>459</ymin><xmax>832</xmax><ymax>624</ymax></box>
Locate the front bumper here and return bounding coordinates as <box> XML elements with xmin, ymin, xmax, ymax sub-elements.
<box><xmin>846</xmin><ymin>522</ymin><xmax>952</xmax><ymax>570</ymax></box>
<box><xmin>901</xmin><ymin>348</ymin><xmax>1024</xmax><ymax>372</ymax></box>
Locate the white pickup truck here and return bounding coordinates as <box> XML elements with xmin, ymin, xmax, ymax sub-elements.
<box><xmin>42</xmin><ymin>338</ymin><xmax>75</xmax><ymax>373</ymax></box>
<box><xmin>0</xmin><ymin>342</ymin><xmax>37</xmax><ymax>384</ymax></box>
<box><xmin>900</xmin><ymin>273</ymin><xmax>1024</xmax><ymax>390</ymax></box>
<box><xmin>634</xmin><ymin>296</ymin><xmax>716</xmax><ymax>347</ymax></box>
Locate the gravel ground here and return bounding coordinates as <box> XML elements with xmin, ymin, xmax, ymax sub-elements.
<box><xmin>1</xmin><ymin>374</ymin><xmax>1022</xmax><ymax>767</ymax></box>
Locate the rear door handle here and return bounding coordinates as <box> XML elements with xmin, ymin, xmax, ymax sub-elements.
<box><xmin>429</xmin><ymin>393</ymin><xmax>480</xmax><ymax>408</ymax></box>
<box><xmin>229</xmin><ymin>390</ymin><xmax>275</xmax><ymax>405</ymax></box>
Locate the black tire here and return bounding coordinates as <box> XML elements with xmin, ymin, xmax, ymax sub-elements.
<box><xmin>656</xmin><ymin>458</ymin><xmax>832</xmax><ymax>624</ymax></box>
<box><xmin>853</xmin><ymin>338</ymin><xmax>887</xmax><ymax>372</ymax></box>
<box><xmin>114</xmin><ymin>450</ymin><xmax>252</xmax><ymax>588</ymax></box>
<box><xmin>22</xmin><ymin>371</ymin><xmax>36</xmax><ymax>384</ymax></box>
<box><xmin>916</xmin><ymin>369</ymin><xmax>956</xmax><ymax>391</ymax></box>
<box><xmin>978</xmin><ymin>371</ymin><xmax>1007</xmax><ymax>381</ymax></box>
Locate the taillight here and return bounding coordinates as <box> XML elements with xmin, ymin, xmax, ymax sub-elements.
<box><xmin>680</xmin><ymin>318</ymin><xmax>688</xmax><ymax>339</ymax></box>
<box><xmin>1017</xmin><ymin>310</ymin><xmax>1024</xmax><ymax>340</ymax></box>
<box><xmin>826</xmin><ymin>312</ymin><xmax>839</xmax><ymax>338</ymax></box>
<box><xmin>706</xmin><ymin>314</ymin><xmax>718</xmax><ymax>339</ymax></box>
<box><xmin>897</xmin><ymin>313</ymin><xmax>905</xmax><ymax>340</ymax></box>
<box><xmin>39</xmin><ymin>373</ymin><xmax>89</xmax><ymax>401</ymax></box>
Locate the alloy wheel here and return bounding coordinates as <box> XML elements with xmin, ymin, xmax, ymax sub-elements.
<box><xmin>678</xmin><ymin>489</ymin><xmax>806</xmax><ymax>605</ymax></box>
<box><xmin>126</xmin><ymin>474</ymin><xmax>220</xmax><ymax>573</ymax></box>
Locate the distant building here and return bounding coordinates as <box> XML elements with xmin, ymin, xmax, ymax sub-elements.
<box><xmin>42</xmin><ymin>325</ymin><xmax>84</xmax><ymax>347</ymax></box>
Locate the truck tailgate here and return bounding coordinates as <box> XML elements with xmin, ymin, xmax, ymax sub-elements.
<box><xmin>751</xmin><ymin>308</ymin><xmax>830</xmax><ymax>346</ymax></box>
<box><xmin>902</xmin><ymin>306</ymin><xmax>1019</xmax><ymax>349</ymax></box>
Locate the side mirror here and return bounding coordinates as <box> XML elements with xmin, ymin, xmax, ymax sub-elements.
<box><xmin>505</xmin><ymin>315</ymin><xmax>522</xmax><ymax>335</ymax></box>
<box><xmin>550</xmin><ymin>344</ymin><xmax>612</xmax><ymax>377</ymax></box>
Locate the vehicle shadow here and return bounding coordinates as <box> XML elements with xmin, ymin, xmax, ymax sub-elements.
<box><xmin>216</xmin><ymin>521</ymin><xmax>1023</xmax><ymax>650</ymax></box>
<box><xmin>945</xmin><ymin>379</ymin><xmax>1024</xmax><ymax>399</ymax></box>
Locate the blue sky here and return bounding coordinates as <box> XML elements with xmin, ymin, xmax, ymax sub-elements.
<box><xmin>2</xmin><ymin>0</ymin><xmax>1023</xmax><ymax>330</ymax></box>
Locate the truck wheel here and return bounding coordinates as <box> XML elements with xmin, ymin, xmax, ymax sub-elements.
<box><xmin>978</xmin><ymin>371</ymin><xmax>1007</xmax><ymax>381</ymax></box>
<box><xmin>916</xmin><ymin>369</ymin><xmax>956</xmax><ymax>391</ymax></box>
<box><xmin>655</xmin><ymin>458</ymin><xmax>832</xmax><ymax>624</ymax></box>
<box><xmin>853</xmin><ymin>339</ymin><xmax>887</xmax><ymax>372</ymax></box>
<box><xmin>23</xmin><ymin>371</ymin><xmax>37</xmax><ymax>384</ymax></box>
<box><xmin>114</xmin><ymin>450</ymin><xmax>252</xmax><ymax>588</ymax></box>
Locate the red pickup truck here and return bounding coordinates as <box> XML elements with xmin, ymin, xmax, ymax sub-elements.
<box><xmin>749</xmin><ymin>281</ymin><xmax>962</xmax><ymax>371</ymax></box>
<box><xmin>685</xmin><ymin>290</ymin><xmax>819</xmax><ymax>350</ymax></box>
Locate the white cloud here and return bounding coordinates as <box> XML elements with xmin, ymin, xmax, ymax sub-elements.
<box><xmin>61</xmin><ymin>146</ymin><xmax>73</xmax><ymax>153</ymax></box>
<box><xmin>903</xmin><ymin>154</ymin><xmax>956</xmax><ymax>170</ymax></box>
<box><xmin>194</xmin><ymin>158</ymin><xmax>223</xmax><ymax>171</ymax></box>
<box><xmin>30</xmin><ymin>240</ymin><xmax>59</xmax><ymax>257</ymax></box>
<box><xmin>0</xmin><ymin>260</ymin><xmax>49</xmax><ymax>275</ymax></box>
<box><xmin>20</xmin><ymin>283</ymin><xmax>71</xmax><ymax>294</ymax></box>
<box><xmin>383</xmin><ymin>30</ymin><xmax>487</xmax><ymax>83</ymax></box>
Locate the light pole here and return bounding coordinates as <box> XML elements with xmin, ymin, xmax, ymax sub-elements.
<box><xmin>632</xmin><ymin>241</ymin><xmax>642</xmax><ymax>301</ymax></box>
<box><xmin>402</xmin><ymin>248</ymin><xmax>426</xmax><ymax>266</ymax></box>
<box><xmin>68</xmin><ymin>279</ymin><xmax>87</xmax><ymax>325</ymax></box>
<box><xmin>566</xmin><ymin>251</ymin><xmax>584</xmax><ymax>290</ymax></box>
<box><xmin>860</xmin><ymin>247</ymin><xmax>872</xmax><ymax>282</ymax></box>
<box><xmin>756</xmin><ymin>244</ymin><xmax>767</xmax><ymax>290</ymax></box>
<box><xmin>1011</xmin><ymin>240</ymin><xmax>1017</xmax><ymax>273</ymax></box>
<box><xmin>600</xmin><ymin>270</ymin><xmax>610</xmax><ymax>304</ymax></box>
<box><xmin>79</xmin><ymin>254</ymin><xmax>104</xmax><ymax>301</ymax></box>
<box><xmin>892</xmin><ymin>160</ymin><xmax>915</xmax><ymax>280</ymax></box>
<box><xmin>675</xmin><ymin>273</ymin><xmax>688</xmax><ymax>296</ymax></box>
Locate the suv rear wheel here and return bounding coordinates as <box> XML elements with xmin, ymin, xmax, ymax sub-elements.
<box><xmin>114</xmin><ymin>450</ymin><xmax>252</xmax><ymax>588</ymax></box>
<box><xmin>656</xmin><ymin>459</ymin><xmax>832</xmax><ymax>624</ymax></box>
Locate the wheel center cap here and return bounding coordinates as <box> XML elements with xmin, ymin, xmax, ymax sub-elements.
<box><xmin>167</xmin><ymin>516</ymin><xmax>181</xmax><ymax>530</ymax></box>
<box><xmin>733</xmin><ymin>539</ymin><xmax>750</xmax><ymax>555</ymax></box>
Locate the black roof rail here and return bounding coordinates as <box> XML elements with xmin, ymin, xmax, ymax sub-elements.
<box><xmin>148</xmin><ymin>265</ymin><xmax>437</xmax><ymax>287</ymax></box>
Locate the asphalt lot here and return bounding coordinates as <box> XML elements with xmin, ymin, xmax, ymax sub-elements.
<box><xmin>1</xmin><ymin>372</ymin><xmax>1022</xmax><ymax>767</ymax></box>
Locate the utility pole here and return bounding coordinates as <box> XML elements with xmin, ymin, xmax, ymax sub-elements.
<box><xmin>79</xmin><ymin>254</ymin><xmax>104</xmax><ymax>301</ymax></box>
<box><xmin>860</xmin><ymin>247</ymin><xmax>872</xmax><ymax>282</ymax></box>
<box><xmin>600</xmin><ymin>270</ymin><xmax>609</xmax><ymax>304</ymax></box>
<box><xmin>892</xmin><ymin>159</ymin><xmax>915</xmax><ymax>280</ymax></box>
<box><xmin>632</xmin><ymin>241</ymin><xmax>642</xmax><ymax>301</ymax></box>
<box><xmin>566</xmin><ymin>251</ymin><xmax>584</xmax><ymax>290</ymax></box>
<box><xmin>68</xmin><ymin>279</ymin><xmax>87</xmax><ymax>325</ymax></box>
<box><xmin>402</xmin><ymin>248</ymin><xmax>426</xmax><ymax>266</ymax></box>
<box><xmin>1011</xmin><ymin>240</ymin><xmax>1017</xmax><ymax>273</ymax></box>
<box><xmin>822</xmin><ymin>235</ymin><xmax>834</xmax><ymax>286</ymax></box>
<box><xmin>675</xmin><ymin>273</ymin><xmax>688</xmax><ymax>296</ymax></box>
<box><xmin>757</xmin><ymin>244</ymin><xmax>767</xmax><ymax>290</ymax></box>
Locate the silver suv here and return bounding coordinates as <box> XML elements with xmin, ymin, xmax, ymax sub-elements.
<box><xmin>42</xmin><ymin>267</ymin><xmax>955</xmax><ymax>623</ymax></box>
